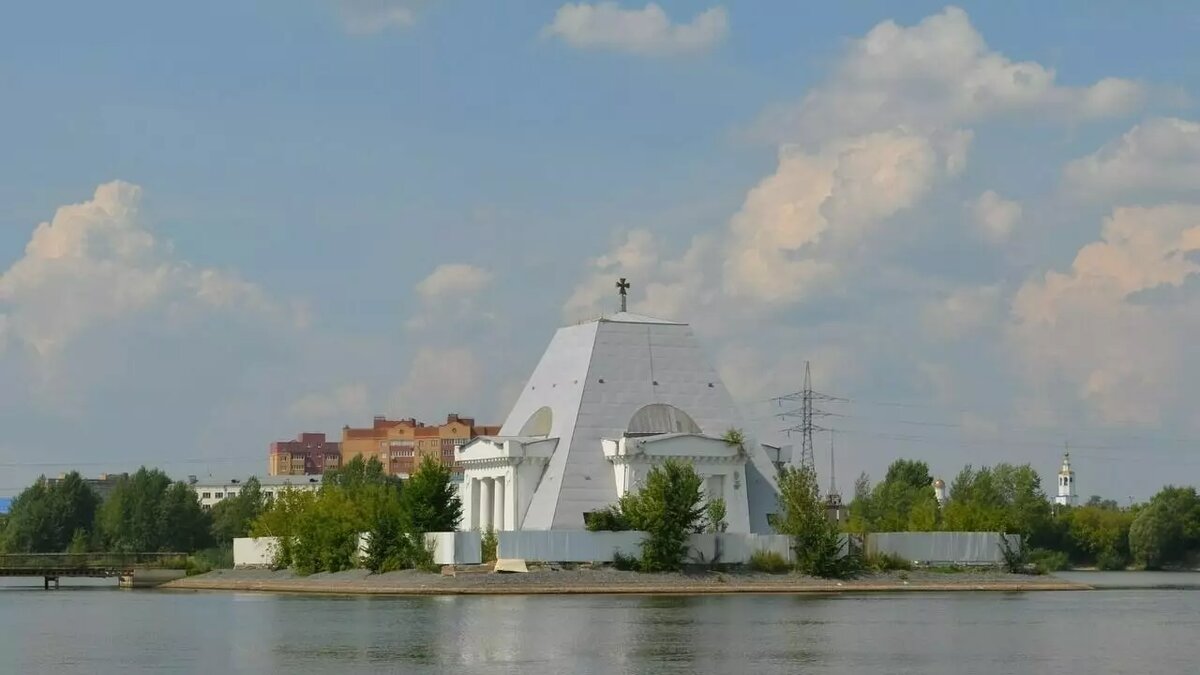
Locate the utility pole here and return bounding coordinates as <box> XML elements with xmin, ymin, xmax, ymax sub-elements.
<box><xmin>770</xmin><ymin>361</ymin><xmax>845</xmax><ymax>473</ymax></box>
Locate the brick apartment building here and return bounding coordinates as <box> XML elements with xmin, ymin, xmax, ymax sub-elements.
<box><xmin>268</xmin><ymin>432</ymin><xmax>342</xmax><ymax>476</ymax></box>
<box><xmin>341</xmin><ymin>413</ymin><xmax>500</xmax><ymax>477</ymax></box>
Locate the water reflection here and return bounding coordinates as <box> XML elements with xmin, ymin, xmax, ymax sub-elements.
<box><xmin>1</xmin><ymin>586</ymin><xmax>1199</xmax><ymax>674</ymax></box>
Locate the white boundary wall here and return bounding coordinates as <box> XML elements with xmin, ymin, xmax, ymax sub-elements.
<box><xmin>234</xmin><ymin>532</ymin><xmax>483</xmax><ymax>567</ymax></box>
<box><xmin>497</xmin><ymin>531</ymin><xmax>799</xmax><ymax>564</ymax></box>
<box><xmin>233</xmin><ymin>537</ymin><xmax>278</xmax><ymax>567</ymax></box>
<box><xmin>866</xmin><ymin>532</ymin><xmax>1019</xmax><ymax>565</ymax></box>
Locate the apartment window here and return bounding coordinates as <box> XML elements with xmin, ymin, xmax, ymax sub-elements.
<box><xmin>214</xmin><ymin>492</ymin><xmax>223</xmax><ymax>499</ymax></box>
<box><xmin>202</xmin><ymin>492</ymin><xmax>211</xmax><ymax>499</ymax></box>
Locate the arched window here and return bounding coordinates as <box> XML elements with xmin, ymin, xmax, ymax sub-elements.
<box><xmin>519</xmin><ymin>406</ymin><xmax>553</xmax><ymax>437</ymax></box>
<box><xmin>626</xmin><ymin>404</ymin><xmax>702</xmax><ymax>436</ymax></box>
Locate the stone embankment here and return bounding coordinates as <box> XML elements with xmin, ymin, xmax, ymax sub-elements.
<box><xmin>165</xmin><ymin>566</ymin><xmax>1091</xmax><ymax>595</ymax></box>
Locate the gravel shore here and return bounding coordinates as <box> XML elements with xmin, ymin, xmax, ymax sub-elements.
<box><xmin>164</xmin><ymin>566</ymin><xmax>1090</xmax><ymax>595</ymax></box>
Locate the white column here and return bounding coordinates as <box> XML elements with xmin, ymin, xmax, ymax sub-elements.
<box><xmin>479</xmin><ymin>478</ymin><xmax>493</xmax><ymax>532</ymax></box>
<box><xmin>505</xmin><ymin>469</ymin><xmax>519</xmax><ymax>531</ymax></box>
<box><xmin>493</xmin><ymin>476</ymin><xmax>506</xmax><ymax>532</ymax></box>
<box><xmin>465</xmin><ymin>477</ymin><xmax>479</xmax><ymax>531</ymax></box>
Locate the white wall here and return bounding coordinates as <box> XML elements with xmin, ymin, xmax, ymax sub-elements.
<box><xmin>233</xmin><ymin>537</ymin><xmax>278</xmax><ymax>567</ymax></box>
<box><xmin>497</xmin><ymin>530</ymin><xmax>798</xmax><ymax>564</ymax></box>
<box><xmin>866</xmin><ymin>532</ymin><xmax>1019</xmax><ymax>565</ymax></box>
<box><xmin>235</xmin><ymin>533</ymin><xmax>483</xmax><ymax>568</ymax></box>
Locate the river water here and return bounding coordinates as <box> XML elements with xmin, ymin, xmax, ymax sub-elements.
<box><xmin>2</xmin><ymin>575</ymin><xmax>1198</xmax><ymax>674</ymax></box>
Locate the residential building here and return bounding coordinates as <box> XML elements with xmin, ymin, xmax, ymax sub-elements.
<box><xmin>269</xmin><ymin>432</ymin><xmax>341</xmax><ymax>476</ymax></box>
<box><xmin>190</xmin><ymin>475</ymin><xmax>322</xmax><ymax>509</ymax></box>
<box><xmin>341</xmin><ymin>413</ymin><xmax>500</xmax><ymax>477</ymax></box>
<box><xmin>42</xmin><ymin>472</ymin><xmax>129</xmax><ymax>501</ymax></box>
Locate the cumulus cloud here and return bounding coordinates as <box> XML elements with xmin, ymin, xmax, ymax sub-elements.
<box><xmin>288</xmin><ymin>383</ymin><xmax>371</xmax><ymax>422</ymax></box>
<box><xmin>562</xmin><ymin>229</ymin><xmax>716</xmax><ymax>322</ymax></box>
<box><xmin>1010</xmin><ymin>204</ymin><xmax>1200</xmax><ymax>424</ymax></box>
<box><xmin>544</xmin><ymin>2</ymin><xmax>727</xmax><ymax>56</ymax></box>
<box><xmin>0</xmin><ymin>181</ymin><xmax>291</xmax><ymax>359</ymax></box>
<box><xmin>923</xmin><ymin>285</ymin><xmax>1002</xmax><ymax>340</ymax></box>
<box><xmin>755</xmin><ymin>7</ymin><xmax>1143</xmax><ymax>143</ymax></box>
<box><xmin>408</xmin><ymin>263</ymin><xmax>495</xmax><ymax>332</ymax></box>
<box><xmin>416</xmin><ymin>263</ymin><xmax>492</xmax><ymax>300</ymax></box>
<box><xmin>1063</xmin><ymin>117</ymin><xmax>1200</xmax><ymax>199</ymax></box>
<box><xmin>723</xmin><ymin>129</ymin><xmax>961</xmax><ymax>303</ymax></box>
<box><xmin>970</xmin><ymin>190</ymin><xmax>1022</xmax><ymax>243</ymax></box>
<box><xmin>334</xmin><ymin>0</ymin><xmax>426</xmax><ymax>34</ymax></box>
<box><xmin>389</xmin><ymin>346</ymin><xmax>482</xmax><ymax>417</ymax></box>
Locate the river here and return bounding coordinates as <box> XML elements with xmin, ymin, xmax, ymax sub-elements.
<box><xmin>2</xmin><ymin>574</ymin><xmax>1197</xmax><ymax>674</ymax></box>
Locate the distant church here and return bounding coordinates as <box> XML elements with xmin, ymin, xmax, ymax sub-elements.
<box><xmin>454</xmin><ymin>279</ymin><xmax>783</xmax><ymax>533</ymax></box>
<box><xmin>1054</xmin><ymin>451</ymin><xmax>1077</xmax><ymax>507</ymax></box>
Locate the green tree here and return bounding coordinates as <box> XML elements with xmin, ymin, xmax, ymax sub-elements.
<box><xmin>1064</xmin><ymin>503</ymin><xmax>1135</xmax><ymax>568</ymax></box>
<box><xmin>2</xmin><ymin>473</ymin><xmax>100</xmax><ymax>553</ymax></box>
<box><xmin>1128</xmin><ymin>486</ymin><xmax>1200</xmax><ymax>569</ymax></box>
<box><xmin>398</xmin><ymin>456</ymin><xmax>462</xmax><ymax>534</ymax></box>
<box><xmin>774</xmin><ymin>464</ymin><xmax>852</xmax><ymax>578</ymax></box>
<box><xmin>99</xmin><ymin>468</ymin><xmax>212</xmax><ymax>552</ymax></box>
<box><xmin>595</xmin><ymin>459</ymin><xmax>706</xmax><ymax>572</ymax></box>
<box><xmin>847</xmin><ymin>460</ymin><xmax>939</xmax><ymax>532</ymax></box>
<box><xmin>941</xmin><ymin>463</ymin><xmax>1052</xmax><ymax>542</ymax></box>
<box><xmin>210</xmin><ymin>477</ymin><xmax>265</xmax><ymax>544</ymax></box>
<box><xmin>705</xmin><ymin>497</ymin><xmax>728</xmax><ymax>533</ymax></box>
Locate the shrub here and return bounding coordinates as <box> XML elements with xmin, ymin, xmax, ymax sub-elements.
<box><xmin>481</xmin><ymin>528</ymin><xmax>498</xmax><ymax>563</ymax></box>
<box><xmin>748</xmin><ymin>549</ymin><xmax>789</xmax><ymax>574</ymax></box>
<box><xmin>774</xmin><ymin>465</ymin><xmax>859</xmax><ymax>578</ymax></box>
<box><xmin>706</xmin><ymin>498</ymin><xmax>728</xmax><ymax>534</ymax></box>
<box><xmin>612</xmin><ymin>551</ymin><xmax>639</xmax><ymax>571</ymax></box>
<box><xmin>1095</xmin><ymin>549</ymin><xmax>1127</xmax><ymax>571</ymax></box>
<box><xmin>585</xmin><ymin>505</ymin><xmax>631</xmax><ymax>532</ymax></box>
<box><xmin>865</xmin><ymin>552</ymin><xmax>913</xmax><ymax>572</ymax></box>
<box><xmin>1029</xmin><ymin>548</ymin><xmax>1070</xmax><ymax>573</ymax></box>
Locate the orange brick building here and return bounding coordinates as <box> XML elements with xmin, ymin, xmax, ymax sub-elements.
<box><xmin>341</xmin><ymin>413</ymin><xmax>500</xmax><ymax>476</ymax></box>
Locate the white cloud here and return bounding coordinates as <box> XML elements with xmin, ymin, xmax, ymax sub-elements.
<box><xmin>563</xmin><ymin>229</ymin><xmax>715</xmax><ymax>322</ymax></box>
<box><xmin>723</xmin><ymin>129</ymin><xmax>956</xmax><ymax>303</ymax></box>
<box><xmin>923</xmin><ymin>285</ymin><xmax>1002</xmax><ymax>340</ymax></box>
<box><xmin>970</xmin><ymin>190</ymin><xmax>1022</xmax><ymax>243</ymax></box>
<box><xmin>334</xmin><ymin>0</ymin><xmax>426</xmax><ymax>34</ymax></box>
<box><xmin>755</xmin><ymin>7</ymin><xmax>1143</xmax><ymax>143</ymax></box>
<box><xmin>416</xmin><ymin>263</ymin><xmax>492</xmax><ymax>300</ymax></box>
<box><xmin>1063</xmin><ymin>117</ymin><xmax>1200</xmax><ymax>199</ymax></box>
<box><xmin>0</xmin><ymin>181</ymin><xmax>289</xmax><ymax>359</ymax></box>
<box><xmin>544</xmin><ymin>2</ymin><xmax>727</xmax><ymax>56</ymax></box>
<box><xmin>389</xmin><ymin>346</ymin><xmax>482</xmax><ymax>417</ymax></box>
<box><xmin>288</xmin><ymin>383</ymin><xmax>371</xmax><ymax>422</ymax></box>
<box><xmin>408</xmin><ymin>263</ymin><xmax>495</xmax><ymax>331</ymax></box>
<box><xmin>1010</xmin><ymin>204</ymin><xmax>1200</xmax><ymax>424</ymax></box>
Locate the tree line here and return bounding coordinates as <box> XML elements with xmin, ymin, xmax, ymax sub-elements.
<box><xmin>847</xmin><ymin>458</ymin><xmax>1200</xmax><ymax>570</ymax></box>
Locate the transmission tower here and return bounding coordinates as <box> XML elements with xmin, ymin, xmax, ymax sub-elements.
<box><xmin>770</xmin><ymin>361</ymin><xmax>846</xmax><ymax>472</ymax></box>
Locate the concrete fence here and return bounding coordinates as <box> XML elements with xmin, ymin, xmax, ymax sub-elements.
<box><xmin>232</xmin><ymin>532</ymin><xmax>481</xmax><ymax>567</ymax></box>
<box><xmin>865</xmin><ymin>532</ymin><xmax>1019</xmax><ymax>565</ymax></box>
<box><xmin>497</xmin><ymin>530</ymin><xmax>800</xmax><ymax>565</ymax></box>
<box><xmin>235</xmin><ymin>531</ymin><xmax>1012</xmax><ymax>568</ymax></box>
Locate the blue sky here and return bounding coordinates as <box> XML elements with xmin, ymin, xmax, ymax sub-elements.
<box><xmin>2</xmin><ymin>1</ymin><xmax>1199</xmax><ymax>501</ymax></box>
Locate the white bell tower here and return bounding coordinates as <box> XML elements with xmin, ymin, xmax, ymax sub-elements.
<box><xmin>1054</xmin><ymin>450</ymin><xmax>1076</xmax><ymax>507</ymax></box>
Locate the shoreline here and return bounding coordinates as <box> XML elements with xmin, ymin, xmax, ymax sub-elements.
<box><xmin>164</xmin><ymin>568</ymin><xmax>1092</xmax><ymax>596</ymax></box>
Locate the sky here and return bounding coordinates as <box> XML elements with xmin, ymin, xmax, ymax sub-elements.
<box><xmin>2</xmin><ymin>1</ymin><xmax>1199</xmax><ymax>501</ymax></box>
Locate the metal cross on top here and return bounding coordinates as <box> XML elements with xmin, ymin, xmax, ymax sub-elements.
<box><xmin>615</xmin><ymin>277</ymin><xmax>631</xmax><ymax>312</ymax></box>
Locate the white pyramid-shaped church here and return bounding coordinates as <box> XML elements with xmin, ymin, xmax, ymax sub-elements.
<box><xmin>455</xmin><ymin>307</ymin><xmax>785</xmax><ymax>534</ymax></box>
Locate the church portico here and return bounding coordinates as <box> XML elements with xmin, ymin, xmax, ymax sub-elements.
<box><xmin>602</xmin><ymin>434</ymin><xmax>751</xmax><ymax>532</ymax></box>
<box><xmin>456</xmin><ymin>437</ymin><xmax>556</xmax><ymax>531</ymax></box>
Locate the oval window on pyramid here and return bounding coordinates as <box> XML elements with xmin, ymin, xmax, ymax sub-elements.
<box><xmin>627</xmin><ymin>404</ymin><xmax>702</xmax><ymax>436</ymax></box>
<box><xmin>519</xmin><ymin>406</ymin><xmax>554</xmax><ymax>437</ymax></box>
